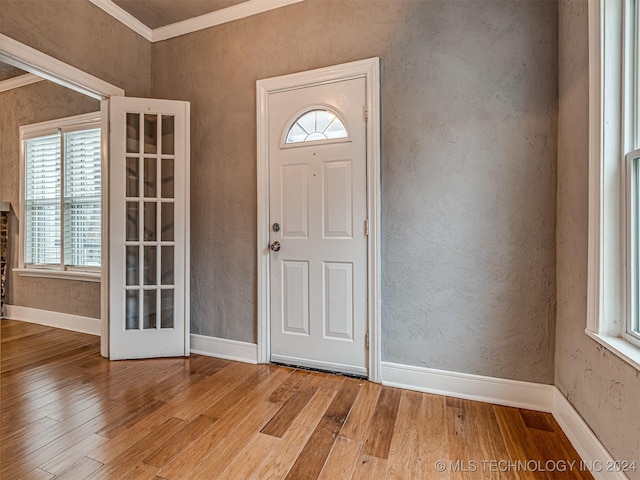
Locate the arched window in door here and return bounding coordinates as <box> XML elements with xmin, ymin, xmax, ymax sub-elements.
<box><xmin>284</xmin><ymin>108</ymin><xmax>349</xmax><ymax>145</ymax></box>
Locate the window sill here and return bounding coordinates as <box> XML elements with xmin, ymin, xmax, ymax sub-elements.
<box><xmin>15</xmin><ymin>268</ymin><xmax>101</xmax><ymax>283</ymax></box>
<box><xmin>585</xmin><ymin>329</ymin><xmax>640</xmax><ymax>372</ymax></box>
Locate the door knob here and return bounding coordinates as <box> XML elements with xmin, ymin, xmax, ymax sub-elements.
<box><xmin>270</xmin><ymin>241</ymin><xmax>280</xmax><ymax>252</ymax></box>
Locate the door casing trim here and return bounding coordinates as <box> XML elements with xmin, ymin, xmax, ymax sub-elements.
<box><xmin>256</xmin><ymin>57</ymin><xmax>382</xmax><ymax>382</ymax></box>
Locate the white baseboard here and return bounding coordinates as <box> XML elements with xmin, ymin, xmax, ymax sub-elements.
<box><xmin>380</xmin><ymin>361</ymin><xmax>555</xmax><ymax>411</ymax></box>
<box><xmin>3</xmin><ymin>304</ymin><xmax>101</xmax><ymax>336</ymax></box>
<box><xmin>553</xmin><ymin>389</ymin><xmax>629</xmax><ymax>480</ymax></box>
<box><xmin>380</xmin><ymin>361</ymin><xmax>628</xmax><ymax>480</ymax></box>
<box><xmin>190</xmin><ymin>334</ymin><xmax>258</xmax><ymax>364</ymax></box>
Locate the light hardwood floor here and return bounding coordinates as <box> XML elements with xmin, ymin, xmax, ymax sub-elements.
<box><xmin>1</xmin><ymin>319</ymin><xmax>593</xmax><ymax>479</ymax></box>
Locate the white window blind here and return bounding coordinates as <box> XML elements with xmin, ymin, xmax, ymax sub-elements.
<box><xmin>23</xmin><ymin>118</ymin><xmax>101</xmax><ymax>271</ymax></box>
<box><xmin>64</xmin><ymin>128</ymin><xmax>101</xmax><ymax>267</ymax></box>
<box><xmin>25</xmin><ymin>133</ymin><xmax>62</xmax><ymax>265</ymax></box>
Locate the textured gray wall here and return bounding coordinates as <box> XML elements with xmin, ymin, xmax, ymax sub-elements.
<box><xmin>0</xmin><ymin>81</ymin><xmax>101</xmax><ymax>318</ymax></box>
<box><xmin>0</xmin><ymin>0</ymin><xmax>151</xmax><ymax>97</ymax></box>
<box><xmin>153</xmin><ymin>0</ymin><xmax>558</xmax><ymax>383</ymax></box>
<box><xmin>556</xmin><ymin>1</ymin><xmax>640</xmax><ymax>475</ymax></box>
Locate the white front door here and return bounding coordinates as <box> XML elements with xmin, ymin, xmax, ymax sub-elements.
<box><xmin>268</xmin><ymin>77</ymin><xmax>368</xmax><ymax>376</ymax></box>
<box><xmin>109</xmin><ymin>97</ymin><xmax>190</xmax><ymax>360</ymax></box>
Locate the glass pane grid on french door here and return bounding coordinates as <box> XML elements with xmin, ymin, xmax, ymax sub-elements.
<box><xmin>124</xmin><ymin>112</ymin><xmax>176</xmax><ymax>332</ymax></box>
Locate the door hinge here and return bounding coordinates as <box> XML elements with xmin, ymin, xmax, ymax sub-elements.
<box><xmin>364</xmin><ymin>219</ymin><xmax>369</xmax><ymax>236</ymax></box>
<box><xmin>363</xmin><ymin>105</ymin><xmax>368</xmax><ymax>123</ymax></box>
<box><xmin>365</xmin><ymin>332</ymin><xmax>369</xmax><ymax>350</ymax></box>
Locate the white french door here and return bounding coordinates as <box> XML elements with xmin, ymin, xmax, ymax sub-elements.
<box><xmin>109</xmin><ymin>97</ymin><xmax>190</xmax><ymax>360</ymax></box>
<box><xmin>268</xmin><ymin>77</ymin><xmax>368</xmax><ymax>376</ymax></box>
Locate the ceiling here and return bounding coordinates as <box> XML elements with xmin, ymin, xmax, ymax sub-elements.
<box><xmin>112</xmin><ymin>0</ymin><xmax>248</xmax><ymax>29</ymax></box>
<box><xmin>0</xmin><ymin>62</ymin><xmax>27</xmax><ymax>82</ymax></box>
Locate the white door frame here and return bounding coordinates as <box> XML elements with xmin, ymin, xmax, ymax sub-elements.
<box><xmin>0</xmin><ymin>34</ymin><xmax>124</xmax><ymax>358</ymax></box>
<box><xmin>256</xmin><ymin>57</ymin><xmax>382</xmax><ymax>382</ymax></box>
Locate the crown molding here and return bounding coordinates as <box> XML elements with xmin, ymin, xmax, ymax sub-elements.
<box><xmin>87</xmin><ymin>0</ymin><xmax>153</xmax><ymax>41</ymax></box>
<box><xmin>88</xmin><ymin>0</ymin><xmax>305</xmax><ymax>43</ymax></box>
<box><xmin>0</xmin><ymin>73</ymin><xmax>44</xmax><ymax>93</ymax></box>
<box><xmin>152</xmin><ymin>0</ymin><xmax>305</xmax><ymax>42</ymax></box>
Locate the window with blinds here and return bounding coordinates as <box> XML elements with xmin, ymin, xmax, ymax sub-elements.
<box><xmin>22</xmin><ymin>113</ymin><xmax>101</xmax><ymax>271</ymax></box>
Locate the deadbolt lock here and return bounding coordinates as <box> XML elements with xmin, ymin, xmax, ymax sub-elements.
<box><xmin>272</xmin><ymin>223</ymin><xmax>280</xmax><ymax>232</ymax></box>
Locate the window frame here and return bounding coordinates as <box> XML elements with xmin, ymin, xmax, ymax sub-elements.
<box><xmin>625</xmin><ymin>148</ymin><xmax>640</xmax><ymax>348</ymax></box>
<box><xmin>17</xmin><ymin>111</ymin><xmax>102</xmax><ymax>282</ymax></box>
<box><xmin>587</xmin><ymin>0</ymin><xmax>640</xmax><ymax>370</ymax></box>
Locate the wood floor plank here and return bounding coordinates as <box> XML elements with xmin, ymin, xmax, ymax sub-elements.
<box><xmin>351</xmin><ymin>454</ymin><xmax>389</xmax><ymax>480</ymax></box>
<box><xmin>2</xmin><ymin>408</ymin><xmax>116</xmax><ymax>479</ymax></box>
<box><xmin>362</xmin><ymin>386</ymin><xmax>402</xmax><ymax>459</ymax></box>
<box><xmin>143</xmin><ymin>415</ymin><xmax>215</xmax><ymax>468</ymax></box>
<box><xmin>183</xmin><ymin>354</ymin><xmax>230</xmax><ymax>377</ymax></box>
<box><xmin>285</xmin><ymin>381</ymin><xmax>360</xmax><ymax>480</ymax></box>
<box><xmin>89</xmin><ymin>417</ymin><xmax>188</xmax><ymax>480</ymax></box>
<box><xmin>317</xmin><ymin>435</ymin><xmax>362</xmax><ymax>480</ymax></box>
<box><xmin>19</xmin><ymin>468</ymin><xmax>54</xmax><ymax>480</ymax></box>
<box><xmin>158</xmin><ymin>367</ymin><xmax>291</xmax><ymax>479</ymax></box>
<box><xmin>520</xmin><ymin>409</ymin><xmax>555</xmax><ymax>432</ymax></box>
<box><xmin>190</xmin><ymin>401</ymin><xmax>282</xmax><ymax>479</ymax></box>
<box><xmin>385</xmin><ymin>390</ymin><xmax>422</xmax><ymax>480</ymax></box>
<box><xmin>151</xmin><ymin>372</ymin><xmax>207</xmax><ymax>404</ymax></box>
<box><xmin>96</xmin><ymin>398</ymin><xmax>167</xmax><ymax>438</ymax></box>
<box><xmin>86</xmin><ymin>399</ymin><xmax>181</xmax><ymax>465</ymax></box>
<box><xmin>527</xmin><ymin>428</ymin><xmax>586</xmax><ymax>480</ymax></box>
<box><xmin>469</xmin><ymin>400</ymin><xmax>516</xmax><ymax>480</ymax></box>
<box><xmin>251</xmin><ymin>388</ymin><xmax>338</xmax><ymax>480</ymax></box>
<box><xmin>39</xmin><ymin>433</ymin><xmax>109</xmax><ymax>475</ymax></box>
<box><xmin>117</xmin><ymin>462</ymin><xmax>161</xmax><ymax>480</ymax></box>
<box><xmin>261</xmin><ymin>387</ymin><xmax>315</xmax><ymax>437</ymax></box>
<box><xmin>341</xmin><ymin>380</ymin><xmax>382</xmax><ymax>441</ymax></box>
<box><xmin>1</xmin><ymin>416</ymin><xmax>59</xmax><ymax>447</ymax></box>
<box><xmin>446</xmin><ymin>398</ymin><xmax>502</xmax><ymax>480</ymax></box>
<box><xmin>534</xmin><ymin>416</ymin><xmax>594</xmax><ymax>480</ymax></box>
<box><xmin>215</xmin><ymin>432</ymin><xmax>281</xmax><ymax>480</ymax></box>
<box><xmin>417</xmin><ymin>393</ymin><xmax>450</xmax><ymax>480</ymax></box>
<box><xmin>494</xmin><ymin>405</ymin><xmax>551</xmax><ymax>480</ymax></box>
<box><xmin>202</xmin><ymin>365</ymin><xmax>284</xmax><ymax>418</ymax></box>
<box><xmin>53</xmin><ymin>457</ymin><xmax>103</xmax><ymax>480</ymax></box>
<box><xmin>548</xmin><ymin>416</ymin><xmax>593</xmax><ymax>463</ymax></box>
<box><xmin>170</xmin><ymin>361</ymin><xmax>257</xmax><ymax>421</ymax></box>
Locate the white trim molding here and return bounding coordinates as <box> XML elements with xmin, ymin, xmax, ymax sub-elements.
<box><xmin>87</xmin><ymin>0</ymin><xmax>153</xmax><ymax>41</ymax></box>
<box><xmin>587</xmin><ymin>0</ymin><xmax>604</xmax><ymax>334</ymax></box>
<box><xmin>3</xmin><ymin>305</ymin><xmax>101</xmax><ymax>336</ymax></box>
<box><xmin>585</xmin><ymin>328</ymin><xmax>640</xmax><ymax>372</ymax></box>
<box><xmin>381</xmin><ymin>362</ymin><xmax>555</xmax><ymax>412</ymax></box>
<box><xmin>14</xmin><ymin>268</ymin><xmax>101</xmax><ymax>283</ymax></box>
<box><xmin>88</xmin><ymin>0</ymin><xmax>304</xmax><ymax>43</ymax></box>
<box><xmin>553</xmin><ymin>390</ymin><xmax>629</xmax><ymax>480</ymax></box>
<box><xmin>0</xmin><ymin>73</ymin><xmax>44</xmax><ymax>93</ymax></box>
<box><xmin>0</xmin><ymin>34</ymin><xmax>124</xmax><ymax>100</ymax></box>
<box><xmin>190</xmin><ymin>334</ymin><xmax>258</xmax><ymax>364</ymax></box>
<box><xmin>153</xmin><ymin>0</ymin><xmax>305</xmax><ymax>42</ymax></box>
<box><xmin>256</xmin><ymin>57</ymin><xmax>382</xmax><ymax>382</ymax></box>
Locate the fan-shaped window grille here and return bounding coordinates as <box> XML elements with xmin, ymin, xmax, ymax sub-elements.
<box><xmin>285</xmin><ymin>109</ymin><xmax>348</xmax><ymax>144</ymax></box>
